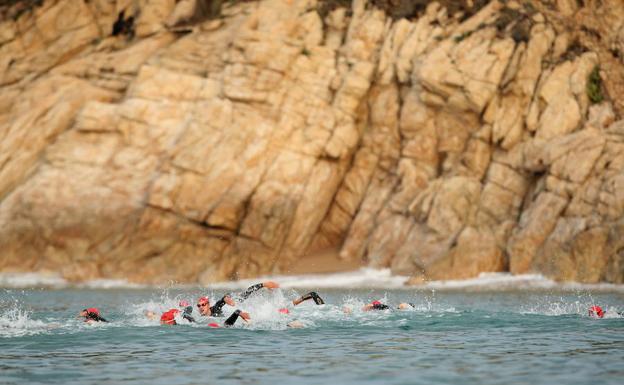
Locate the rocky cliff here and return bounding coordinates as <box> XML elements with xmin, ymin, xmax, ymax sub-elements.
<box><xmin>1</xmin><ymin>0</ymin><xmax>623</xmax><ymax>284</ymax></box>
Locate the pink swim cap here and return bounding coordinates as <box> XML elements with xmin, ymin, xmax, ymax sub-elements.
<box><xmin>278</xmin><ymin>308</ymin><xmax>289</xmax><ymax>314</ymax></box>
<box><xmin>160</xmin><ymin>309</ymin><xmax>180</xmax><ymax>325</ymax></box>
<box><xmin>86</xmin><ymin>307</ymin><xmax>100</xmax><ymax>316</ymax></box>
<box><xmin>179</xmin><ymin>300</ymin><xmax>190</xmax><ymax>307</ymax></box>
<box><xmin>589</xmin><ymin>305</ymin><xmax>604</xmax><ymax>318</ymax></box>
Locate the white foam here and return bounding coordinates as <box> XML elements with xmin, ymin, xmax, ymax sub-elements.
<box><xmin>2</xmin><ymin>269</ymin><xmax>624</xmax><ymax>293</ymax></box>
<box><xmin>0</xmin><ymin>307</ymin><xmax>50</xmax><ymax>337</ymax></box>
<box><xmin>0</xmin><ymin>272</ymin><xmax>145</xmax><ymax>289</ymax></box>
<box><xmin>419</xmin><ymin>272</ymin><xmax>624</xmax><ymax>292</ymax></box>
<box><xmin>0</xmin><ymin>272</ymin><xmax>67</xmax><ymax>288</ymax></box>
<box><xmin>206</xmin><ymin>268</ymin><xmax>410</xmax><ymax>290</ymax></box>
<box><xmin>206</xmin><ymin>270</ymin><xmax>624</xmax><ymax>292</ymax></box>
<box><xmin>78</xmin><ymin>279</ymin><xmax>146</xmax><ymax>289</ymax></box>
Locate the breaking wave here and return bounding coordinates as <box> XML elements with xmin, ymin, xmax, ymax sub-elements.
<box><xmin>2</xmin><ymin>270</ymin><xmax>624</xmax><ymax>293</ymax></box>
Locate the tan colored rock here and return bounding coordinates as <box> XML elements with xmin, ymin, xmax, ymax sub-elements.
<box><xmin>587</xmin><ymin>102</ymin><xmax>616</xmax><ymax>130</ymax></box>
<box><xmin>1</xmin><ymin>0</ymin><xmax>624</xmax><ymax>286</ymax></box>
<box><xmin>427</xmin><ymin>226</ymin><xmax>505</xmax><ymax>280</ymax></box>
<box><xmin>508</xmin><ymin>192</ymin><xmax>569</xmax><ymax>274</ymax></box>
<box><xmin>424</xmin><ymin>176</ymin><xmax>481</xmax><ymax>236</ymax></box>
<box><xmin>556</xmin><ymin>0</ymin><xmax>579</xmax><ymax>16</ymax></box>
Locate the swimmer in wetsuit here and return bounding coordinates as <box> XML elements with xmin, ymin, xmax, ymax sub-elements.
<box><xmin>343</xmin><ymin>301</ymin><xmax>415</xmax><ymax>313</ymax></box>
<box><xmin>363</xmin><ymin>300</ymin><xmax>390</xmax><ymax>311</ymax></box>
<box><xmin>364</xmin><ymin>301</ymin><xmax>416</xmax><ymax>311</ymax></box>
<box><xmin>588</xmin><ymin>305</ymin><xmax>624</xmax><ymax>318</ymax></box>
<box><xmin>196</xmin><ymin>281</ymin><xmax>280</xmax><ymax>317</ymax></box>
<box><xmin>221</xmin><ymin>309</ymin><xmax>251</xmax><ymax>327</ymax></box>
<box><xmin>292</xmin><ymin>291</ymin><xmax>325</xmax><ymax>306</ymax></box>
<box><xmin>79</xmin><ymin>308</ymin><xmax>108</xmax><ymax>323</ymax></box>
<box><xmin>196</xmin><ymin>295</ymin><xmax>233</xmax><ymax>317</ymax></box>
<box><xmin>161</xmin><ymin>306</ymin><xmax>249</xmax><ymax>327</ymax></box>
<box><xmin>178</xmin><ymin>300</ymin><xmax>196</xmax><ymax>323</ymax></box>
<box><xmin>236</xmin><ymin>281</ymin><xmax>280</xmax><ymax>301</ymax></box>
<box><xmin>160</xmin><ymin>309</ymin><xmax>180</xmax><ymax>325</ymax></box>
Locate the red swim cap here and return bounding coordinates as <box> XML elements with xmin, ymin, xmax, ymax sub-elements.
<box><xmin>179</xmin><ymin>300</ymin><xmax>190</xmax><ymax>307</ymax></box>
<box><xmin>589</xmin><ymin>306</ymin><xmax>604</xmax><ymax>318</ymax></box>
<box><xmin>208</xmin><ymin>322</ymin><xmax>220</xmax><ymax>328</ymax></box>
<box><xmin>197</xmin><ymin>297</ymin><xmax>209</xmax><ymax>305</ymax></box>
<box><xmin>160</xmin><ymin>309</ymin><xmax>180</xmax><ymax>325</ymax></box>
<box><xmin>278</xmin><ymin>308</ymin><xmax>289</xmax><ymax>314</ymax></box>
<box><xmin>371</xmin><ymin>301</ymin><xmax>382</xmax><ymax>306</ymax></box>
<box><xmin>86</xmin><ymin>307</ymin><xmax>100</xmax><ymax>316</ymax></box>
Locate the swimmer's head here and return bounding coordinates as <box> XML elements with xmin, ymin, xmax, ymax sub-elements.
<box><xmin>179</xmin><ymin>300</ymin><xmax>190</xmax><ymax>308</ymax></box>
<box><xmin>160</xmin><ymin>309</ymin><xmax>180</xmax><ymax>325</ymax></box>
<box><xmin>144</xmin><ymin>310</ymin><xmax>158</xmax><ymax>320</ymax></box>
<box><xmin>197</xmin><ymin>297</ymin><xmax>211</xmax><ymax>315</ymax></box>
<box><xmin>287</xmin><ymin>320</ymin><xmax>304</xmax><ymax>328</ymax></box>
<box><xmin>79</xmin><ymin>307</ymin><xmax>100</xmax><ymax>319</ymax></box>
<box><xmin>398</xmin><ymin>303</ymin><xmax>412</xmax><ymax>310</ymax></box>
<box><xmin>589</xmin><ymin>305</ymin><xmax>604</xmax><ymax>318</ymax></box>
<box><xmin>371</xmin><ymin>301</ymin><xmax>382</xmax><ymax>306</ymax></box>
<box><xmin>278</xmin><ymin>308</ymin><xmax>289</xmax><ymax>314</ymax></box>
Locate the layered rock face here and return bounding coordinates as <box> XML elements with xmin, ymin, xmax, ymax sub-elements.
<box><xmin>0</xmin><ymin>0</ymin><xmax>623</xmax><ymax>284</ymax></box>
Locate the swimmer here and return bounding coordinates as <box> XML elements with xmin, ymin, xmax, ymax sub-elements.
<box><xmin>196</xmin><ymin>295</ymin><xmax>235</xmax><ymax>317</ymax></box>
<box><xmin>197</xmin><ymin>281</ymin><xmax>279</xmax><ymax>317</ymax></box>
<box><xmin>343</xmin><ymin>301</ymin><xmax>414</xmax><ymax>313</ymax></box>
<box><xmin>79</xmin><ymin>308</ymin><xmax>108</xmax><ymax>323</ymax></box>
<box><xmin>237</xmin><ymin>280</ymin><xmax>280</xmax><ymax>301</ymax></box>
<box><xmin>286</xmin><ymin>320</ymin><xmax>305</xmax><ymax>328</ymax></box>
<box><xmin>160</xmin><ymin>309</ymin><xmax>180</xmax><ymax>325</ymax></box>
<box><xmin>589</xmin><ymin>305</ymin><xmax>605</xmax><ymax>318</ymax></box>
<box><xmin>588</xmin><ymin>305</ymin><xmax>623</xmax><ymax>318</ymax></box>
<box><xmin>144</xmin><ymin>310</ymin><xmax>158</xmax><ymax>320</ymax></box>
<box><xmin>178</xmin><ymin>300</ymin><xmax>195</xmax><ymax>323</ymax></box>
<box><xmin>161</xmin><ymin>307</ymin><xmax>225</xmax><ymax>326</ymax></box>
<box><xmin>362</xmin><ymin>300</ymin><xmax>390</xmax><ymax>311</ymax></box>
<box><xmin>203</xmin><ymin>310</ymin><xmax>252</xmax><ymax>328</ymax></box>
<box><xmin>292</xmin><ymin>291</ymin><xmax>325</xmax><ymax>306</ymax></box>
<box><xmin>222</xmin><ymin>309</ymin><xmax>251</xmax><ymax>327</ymax></box>
<box><xmin>364</xmin><ymin>301</ymin><xmax>416</xmax><ymax>311</ymax></box>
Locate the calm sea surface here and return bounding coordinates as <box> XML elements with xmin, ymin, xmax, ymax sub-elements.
<box><xmin>1</xmin><ymin>287</ymin><xmax>623</xmax><ymax>385</ymax></box>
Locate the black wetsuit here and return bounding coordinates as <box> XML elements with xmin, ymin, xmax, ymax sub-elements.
<box><xmin>209</xmin><ymin>283</ymin><xmax>268</xmax><ymax>317</ymax></box>
<box><xmin>238</xmin><ymin>283</ymin><xmax>266</xmax><ymax>301</ymax></box>
<box><xmin>182</xmin><ymin>306</ymin><xmax>195</xmax><ymax>323</ymax></box>
<box><xmin>85</xmin><ymin>312</ymin><xmax>108</xmax><ymax>322</ymax></box>
<box><xmin>370</xmin><ymin>302</ymin><xmax>414</xmax><ymax>310</ymax></box>
<box><xmin>295</xmin><ymin>292</ymin><xmax>325</xmax><ymax>305</ymax></box>
<box><xmin>223</xmin><ymin>310</ymin><xmax>247</xmax><ymax>327</ymax></box>
<box><xmin>371</xmin><ymin>303</ymin><xmax>390</xmax><ymax>310</ymax></box>
<box><xmin>209</xmin><ymin>296</ymin><xmax>229</xmax><ymax>317</ymax></box>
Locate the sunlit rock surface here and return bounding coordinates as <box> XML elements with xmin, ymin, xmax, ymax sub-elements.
<box><xmin>1</xmin><ymin>0</ymin><xmax>623</xmax><ymax>284</ymax></box>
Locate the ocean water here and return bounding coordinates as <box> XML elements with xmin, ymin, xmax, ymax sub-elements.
<box><xmin>1</xmin><ymin>273</ymin><xmax>624</xmax><ymax>385</ymax></box>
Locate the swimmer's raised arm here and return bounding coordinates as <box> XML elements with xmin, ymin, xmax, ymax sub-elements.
<box><xmin>362</xmin><ymin>301</ymin><xmax>389</xmax><ymax>311</ymax></box>
<box><xmin>293</xmin><ymin>291</ymin><xmax>325</xmax><ymax>306</ymax></box>
<box><xmin>223</xmin><ymin>310</ymin><xmax>251</xmax><ymax>327</ymax></box>
<box><xmin>238</xmin><ymin>281</ymin><xmax>280</xmax><ymax>300</ymax></box>
<box><xmin>182</xmin><ymin>309</ymin><xmax>196</xmax><ymax>323</ymax></box>
<box><xmin>210</xmin><ymin>295</ymin><xmax>233</xmax><ymax>316</ymax></box>
<box><xmin>79</xmin><ymin>308</ymin><xmax>108</xmax><ymax>322</ymax></box>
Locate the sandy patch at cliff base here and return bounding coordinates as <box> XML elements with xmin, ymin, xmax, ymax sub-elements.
<box><xmin>284</xmin><ymin>248</ymin><xmax>363</xmax><ymax>275</ymax></box>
